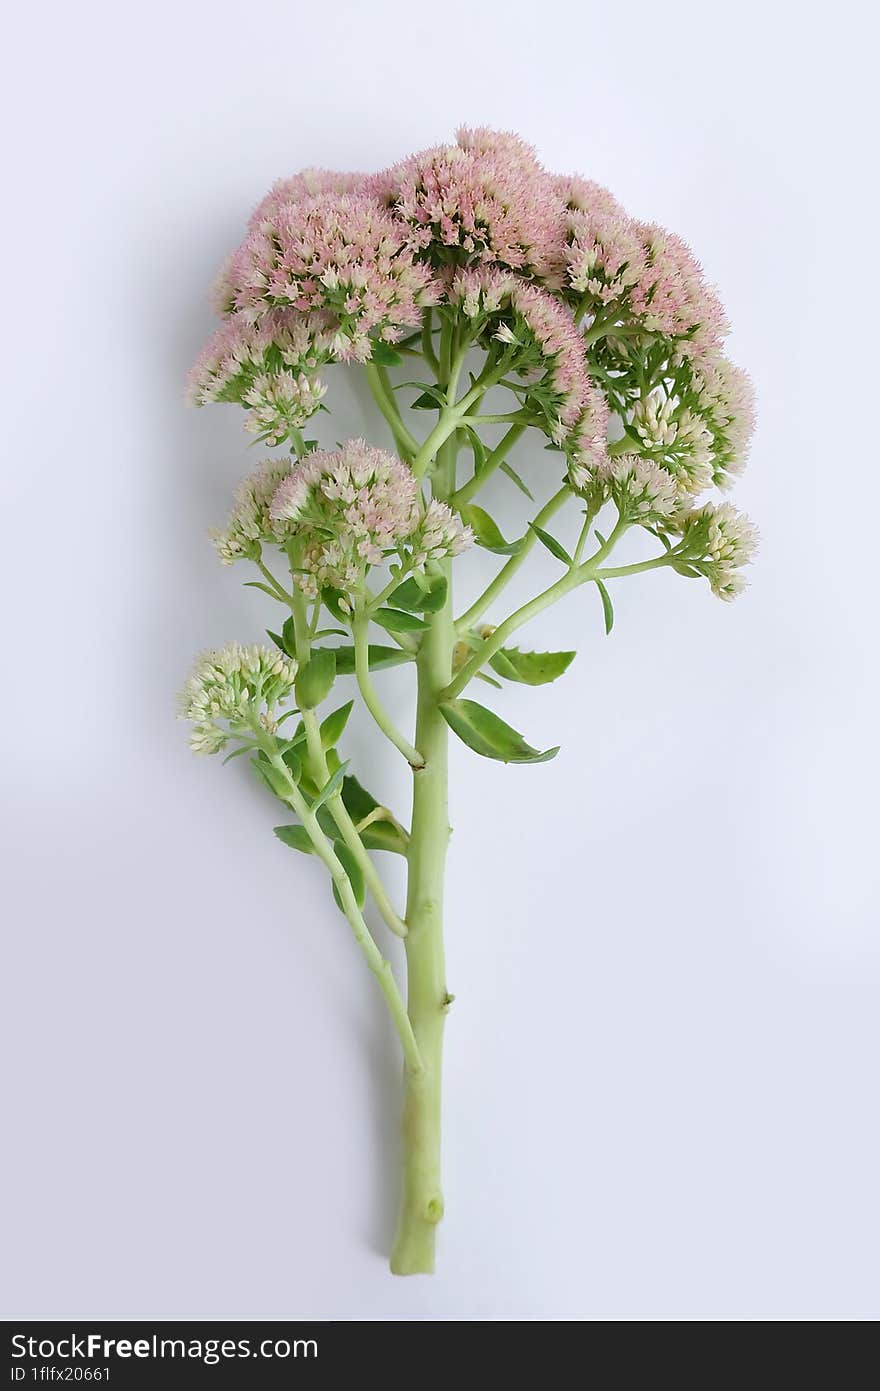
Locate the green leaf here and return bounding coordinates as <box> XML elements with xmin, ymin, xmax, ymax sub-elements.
<box><xmin>244</xmin><ymin>581</ymin><xmax>282</xmax><ymax>600</ymax></box>
<box><xmin>321</xmin><ymin>587</ymin><xmax>349</xmax><ymax>622</ymax></box>
<box><xmin>530</xmin><ymin>524</ymin><xmax>573</xmax><ymax>567</ymax></box>
<box><xmin>390</xmin><ymin>574</ymin><xmax>448</xmax><ymax>612</ymax></box>
<box><xmin>319</xmin><ymin>700</ymin><xmax>353</xmax><ymax>750</ymax></box>
<box><xmin>373</xmin><ymin>607</ymin><xmax>429</xmax><ymax>633</ymax></box>
<box><xmin>295</xmin><ymin>649</ymin><xmax>336</xmax><ymax>709</ymax></box>
<box><xmin>594</xmin><ymin>529</ymin><xmax>608</xmax><ymax>547</ymax></box>
<box><xmin>411</xmin><ymin>391</ymin><xmax>443</xmax><ymax>410</ymax></box>
<box><xmin>439</xmin><ymin>699</ymin><xmax>559</xmax><ymax>764</ymax></box>
<box><xmin>331</xmin><ymin>841</ymin><xmax>366</xmax><ymax>913</ymax></box>
<box><xmin>250</xmin><ymin>755</ymin><xmax>290</xmax><ymax>800</ymax></box>
<box><xmin>645</xmin><ymin>526</ymin><xmax>673</xmax><ymax>552</ymax></box>
<box><xmin>340</xmin><ymin>775</ymin><xmax>408</xmax><ymax>855</ymax></box>
<box><xmin>475</xmin><ymin>670</ymin><xmax>502</xmax><ymax>689</ymax></box>
<box><xmin>460</xmin><ymin>504</ymin><xmax>525</xmax><ymax>555</ymax></box>
<box><xmin>398</xmin><ymin>380</ymin><xmax>448</xmax><ymax>407</ymax></box>
<box><xmin>360</xmin><ymin>822</ymin><xmax>409</xmax><ymax>854</ymax></box>
<box><xmin>281</xmin><ymin>744</ymin><xmax>302</xmax><ymax>781</ymax></box>
<box><xmin>280</xmin><ymin>615</ymin><xmax>298</xmax><ymax>658</ymax></box>
<box><xmin>266</xmin><ymin>629</ymin><xmax>286</xmax><ymax>653</ymax></box>
<box><xmin>221</xmin><ymin>743</ymin><xmax>253</xmax><ymax>765</ymax></box>
<box><xmin>312</xmin><ymin>759</ymin><xmax>350</xmax><ymax>813</ymax></box>
<box><xmin>670</xmin><ymin>560</ymin><xmax>702</xmax><ymax>578</ymax></box>
<box><xmin>313</xmin><ymin>643</ymin><xmax>412</xmax><ymax>675</ymax></box>
<box><xmin>280</xmin><ymin>719</ymin><xmax>306</xmax><ymax>747</ymax></box>
<box><xmin>369</xmin><ymin>341</ymin><xmax>403</xmax><ymax>367</ymax></box>
<box><xmin>499</xmin><ymin>460</ymin><xmax>534</xmax><ymax>500</ymax></box>
<box><xmin>273</xmin><ymin>824</ymin><xmax>314</xmax><ymax>854</ymax></box>
<box><xmin>339</xmin><ymin>774</ymin><xmax>378</xmax><ymax>825</ymax></box>
<box><xmin>595</xmin><ymin>579</ymin><xmax>614</xmax><ymax>634</ymax></box>
<box><xmin>460</xmin><ymin>424</ymin><xmax>488</xmax><ymax>475</ymax></box>
<box><xmin>488</xmin><ymin>647</ymin><xmax>576</xmax><ymax>685</ymax></box>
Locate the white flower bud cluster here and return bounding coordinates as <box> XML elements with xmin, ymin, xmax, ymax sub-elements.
<box><xmin>243</xmin><ymin>371</ymin><xmax>327</xmax><ymax>446</ymax></box>
<box><xmin>671</xmin><ymin>502</ymin><xmax>759</xmax><ymax>600</ymax></box>
<box><xmin>179</xmin><ymin>644</ymin><xmax>297</xmax><ymax>753</ymax></box>
<box><xmin>631</xmin><ymin>391</ymin><xmax>714</xmax><ymax>494</ymax></box>
<box><xmin>409</xmin><ymin>499</ymin><xmax>474</xmax><ymax>569</ymax></box>
<box><xmin>572</xmin><ymin>454</ymin><xmax>678</xmax><ymax>525</ymax></box>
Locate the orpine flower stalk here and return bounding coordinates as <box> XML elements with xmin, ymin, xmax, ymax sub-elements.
<box><xmin>181</xmin><ymin>126</ymin><xmax>758</xmax><ymax>1277</ymax></box>
<box><xmin>391</xmin><ymin>438</ymin><xmax>457</xmax><ymax>1275</ymax></box>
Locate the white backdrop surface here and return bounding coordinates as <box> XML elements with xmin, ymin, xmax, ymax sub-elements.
<box><xmin>2</xmin><ymin>0</ymin><xmax>878</xmax><ymax>1320</ymax></box>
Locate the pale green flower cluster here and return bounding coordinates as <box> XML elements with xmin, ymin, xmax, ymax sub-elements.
<box><xmin>179</xmin><ymin>644</ymin><xmax>297</xmax><ymax>753</ymax></box>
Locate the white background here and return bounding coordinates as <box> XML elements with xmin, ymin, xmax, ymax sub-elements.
<box><xmin>2</xmin><ymin>0</ymin><xmax>878</xmax><ymax>1320</ymax></box>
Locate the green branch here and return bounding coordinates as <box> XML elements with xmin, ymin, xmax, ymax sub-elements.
<box><xmin>451</xmin><ymin>422</ymin><xmax>527</xmax><ymax>508</ymax></box>
<box><xmin>353</xmin><ymin>610</ymin><xmax>424</xmax><ymax>768</ymax></box>
<box><xmin>445</xmin><ymin>517</ymin><xmax>634</xmax><ymax>698</ymax></box>
<box><xmin>265</xmin><ymin>748</ymin><xmax>422</xmax><ymax>1072</ymax></box>
<box><xmin>455</xmin><ymin>484</ymin><xmax>571</xmax><ymax>633</ymax></box>
<box><xmin>364</xmin><ymin>362</ymin><xmax>419</xmax><ymax>460</ymax></box>
<box><xmin>290</xmin><ymin>588</ymin><xmax>409</xmax><ymax>939</ymax></box>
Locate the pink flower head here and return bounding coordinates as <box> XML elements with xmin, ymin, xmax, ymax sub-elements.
<box><xmin>269</xmin><ymin>439</ymin><xmax>470</xmax><ymax>596</ymax></box>
<box><xmin>219</xmin><ymin>193</ymin><xmax>439</xmax><ymax>360</ymax></box>
<box><xmin>682</xmin><ymin>351</ymin><xmax>756</xmax><ymax>487</ymax></box>
<box><xmin>455</xmin><ymin>126</ymin><xmax>543</xmax><ymax>173</ymax></box>
<box><xmin>248</xmin><ymin>169</ymin><xmax>367</xmax><ymax>231</ymax></box>
<box><xmin>211</xmin><ymin>457</ymin><xmax>294</xmax><ymax>564</ymax></box>
<box><xmin>378</xmin><ymin>131</ymin><xmax>563</xmax><ymax>282</ymax></box>
<box><xmin>553</xmin><ymin>174</ymin><xmax>624</xmax><ymax>220</ymax></box>
<box><xmin>450</xmin><ymin>267</ymin><xmax>608</xmax><ymax>477</ymax></box>
<box><xmin>186</xmin><ymin>308</ymin><xmax>332</xmax><ymax>443</ymax></box>
<box><xmin>564</xmin><ymin>212</ymin><xmax>729</xmax><ymax>359</ymax></box>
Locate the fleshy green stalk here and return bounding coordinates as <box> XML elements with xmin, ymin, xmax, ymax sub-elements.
<box><xmin>390</xmin><ymin>437</ymin><xmax>456</xmax><ymax>1275</ymax></box>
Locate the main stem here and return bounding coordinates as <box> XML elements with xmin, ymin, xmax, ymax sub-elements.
<box><xmin>390</xmin><ymin>439</ymin><xmax>456</xmax><ymax>1276</ymax></box>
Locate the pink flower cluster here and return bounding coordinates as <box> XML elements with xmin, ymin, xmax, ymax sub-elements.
<box><xmin>189</xmin><ymin>127</ymin><xmax>753</xmax><ymax>554</ymax></box>
<box><xmin>377</xmin><ymin>128</ymin><xmax>565</xmax><ymax>282</ymax></box>
<box><xmin>450</xmin><ymin>267</ymin><xmax>608</xmax><ymax>478</ymax></box>
<box><xmin>684</xmin><ymin>352</ymin><xmax>756</xmax><ymax>487</ymax></box>
<box><xmin>247</xmin><ymin>169</ymin><xmax>366</xmax><ymax>231</ymax></box>
<box><xmin>211</xmin><ymin>457</ymin><xmax>293</xmax><ymax>564</ymax></box>
<box><xmin>565</xmin><ymin>211</ymin><xmax>729</xmax><ymax>359</ymax></box>
<box><xmin>220</xmin><ymin>194</ymin><xmax>437</xmax><ymax>361</ymax></box>
<box><xmin>186</xmin><ymin>309</ymin><xmax>333</xmax><ymax>443</ymax></box>
<box><xmin>269</xmin><ymin>439</ymin><xmax>472</xmax><ymax>596</ymax></box>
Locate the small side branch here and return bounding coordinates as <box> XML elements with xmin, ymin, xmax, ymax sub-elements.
<box><xmin>353</xmin><ymin>612</ymin><xmax>425</xmax><ymax>769</ymax></box>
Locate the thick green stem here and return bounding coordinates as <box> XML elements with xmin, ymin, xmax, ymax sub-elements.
<box><xmin>391</xmin><ymin>440</ymin><xmax>456</xmax><ymax>1276</ymax></box>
